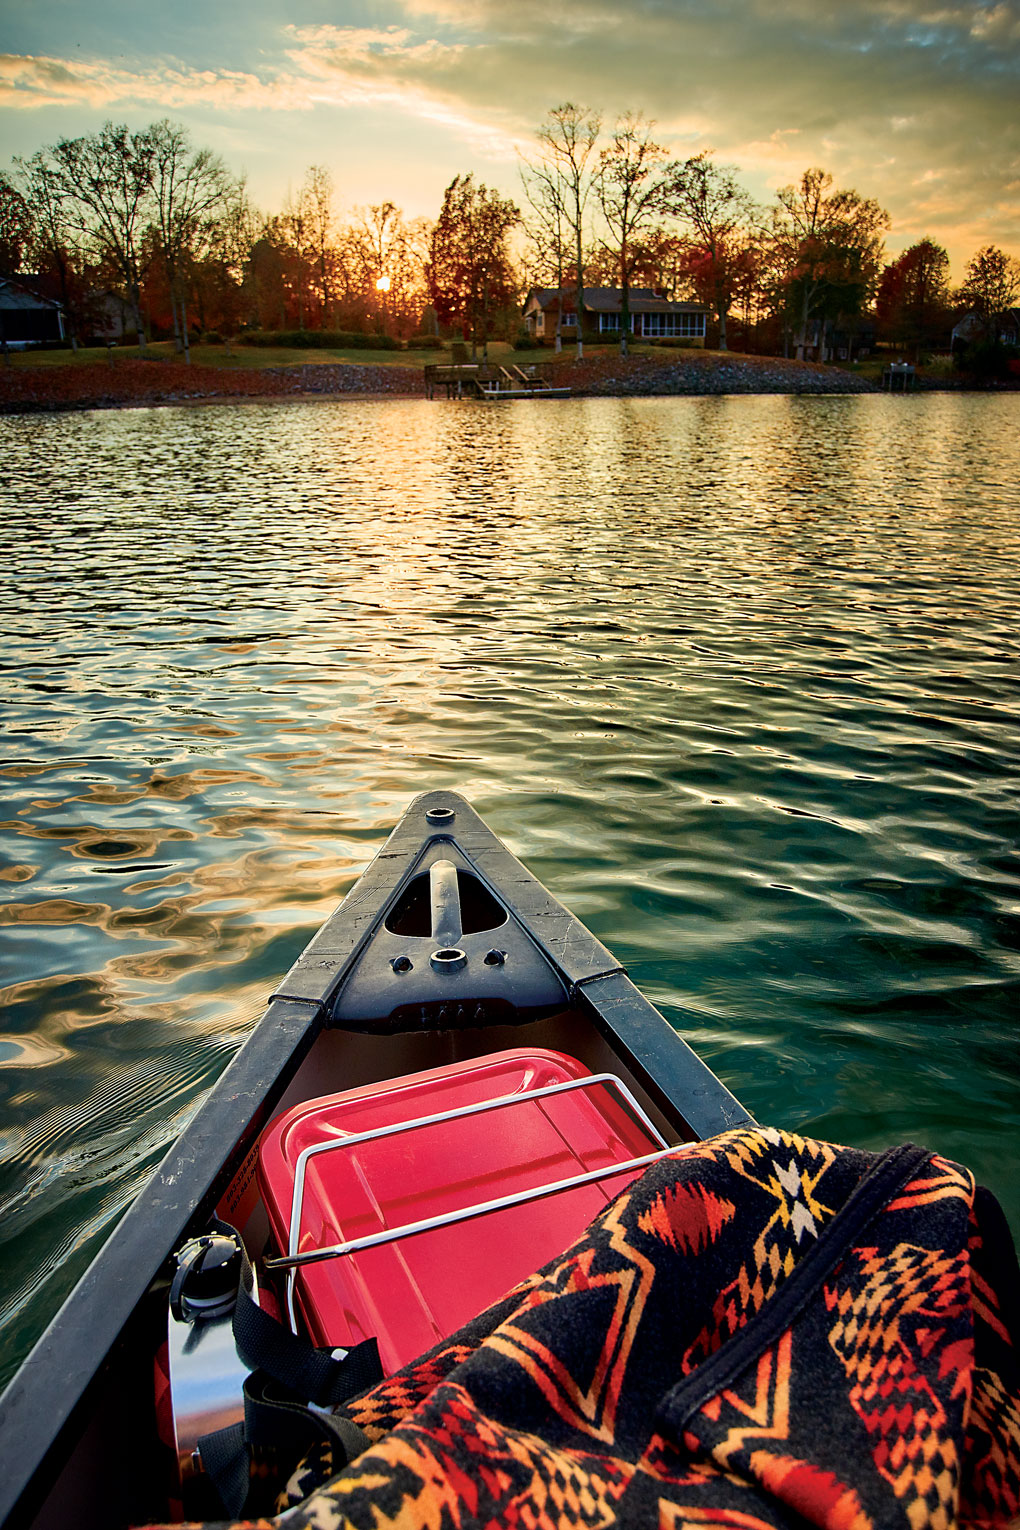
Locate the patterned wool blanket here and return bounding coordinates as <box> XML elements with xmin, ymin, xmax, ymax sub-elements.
<box><xmin>151</xmin><ymin>1127</ymin><xmax>1020</xmax><ymax>1530</ymax></box>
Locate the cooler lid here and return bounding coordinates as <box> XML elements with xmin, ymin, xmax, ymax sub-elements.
<box><xmin>258</xmin><ymin>1048</ymin><xmax>667</xmax><ymax>1372</ymax></box>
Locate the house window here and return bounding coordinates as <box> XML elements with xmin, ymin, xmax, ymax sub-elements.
<box><xmin>642</xmin><ymin>312</ymin><xmax>706</xmax><ymax>338</ymax></box>
<box><xmin>560</xmin><ymin>311</ymin><xmax>577</xmax><ymax>327</ymax></box>
<box><xmin>599</xmin><ymin>313</ymin><xmax>620</xmax><ymax>332</ymax></box>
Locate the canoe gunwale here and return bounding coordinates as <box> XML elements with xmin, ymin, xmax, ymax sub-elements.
<box><xmin>0</xmin><ymin>996</ymin><xmax>324</xmax><ymax>1530</ymax></box>
<box><xmin>576</xmin><ymin>967</ymin><xmax>753</xmax><ymax>1141</ymax></box>
<box><xmin>0</xmin><ymin>789</ymin><xmax>751</xmax><ymax>1530</ymax></box>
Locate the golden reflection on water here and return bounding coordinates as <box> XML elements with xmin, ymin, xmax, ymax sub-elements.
<box><xmin>1</xmin><ymin>392</ymin><xmax>1019</xmax><ymax>1385</ymax></box>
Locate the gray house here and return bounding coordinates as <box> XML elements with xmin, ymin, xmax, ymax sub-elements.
<box><xmin>951</xmin><ymin>308</ymin><xmax>1020</xmax><ymax>349</ymax></box>
<box><xmin>0</xmin><ymin>279</ymin><xmax>65</xmax><ymax>347</ymax></box>
<box><xmin>995</xmin><ymin>308</ymin><xmax>1020</xmax><ymax>346</ymax></box>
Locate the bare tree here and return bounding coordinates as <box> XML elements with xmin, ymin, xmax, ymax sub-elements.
<box><xmin>769</xmin><ymin>168</ymin><xmax>888</xmax><ymax>360</ymax></box>
<box><xmin>299</xmin><ymin>166</ymin><xmax>336</xmax><ymax>326</ymax></box>
<box><xmin>662</xmin><ymin>152</ymin><xmax>753</xmax><ymax>351</ymax></box>
<box><xmin>280</xmin><ymin>185</ymin><xmax>314</xmax><ymax>330</ymax></box>
<box><xmin>12</xmin><ymin>152</ymin><xmax>85</xmax><ymax>350</ymax></box>
<box><xmin>202</xmin><ymin>179</ymin><xmax>260</xmax><ymax>335</ymax></box>
<box><xmin>0</xmin><ymin>173</ymin><xmax>32</xmax><ymax>277</ymax></box>
<box><xmin>398</xmin><ymin>215</ymin><xmax>434</xmax><ymax>335</ymax></box>
<box><xmin>47</xmin><ymin>122</ymin><xmax>156</xmax><ymax>351</ymax></box>
<box><xmin>596</xmin><ymin>114</ymin><xmax>669</xmax><ymax>357</ymax></box>
<box><xmin>520</xmin><ymin>151</ymin><xmax>570</xmax><ymax>351</ymax></box>
<box><xmin>533</xmin><ymin>103</ymin><xmax>602</xmax><ymax>357</ymax></box>
<box><xmin>149</xmin><ymin>120</ymin><xmax>232</xmax><ymax>362</ymax></box>
<box><xmin>330</xmin><ymin>203</ymin><xmax>430</xmax><ymax>336</ymax></box>
<box><xmin>0</xmin><ymin>173</ymin><xmax>33</xmax><ymax>363</ymax></box>
<box><xmin>347</xmin><ymin>202</ymin><xmax>399</xmax><ymax>330</ymax></box>
<box><xmin>353</xmin><ymin>203</ymin><xmax>400</xmax><ymax>282</ymax></box>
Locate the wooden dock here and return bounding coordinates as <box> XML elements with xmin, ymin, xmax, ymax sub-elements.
<box><xmin>881</xmin><ymin>362</ymin><xmax>916</xmax><ymax>391</ymax></box>
<box><xmin>424</xmin><ymin>362</ymin><xmax>571</xmax><ymax>401</ymax></box>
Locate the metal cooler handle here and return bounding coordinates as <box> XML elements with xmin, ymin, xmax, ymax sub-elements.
<box><xmin>264</xmin><ymin>1073</ymin><xmax>674</xmax><ymax>1333</ymax></box>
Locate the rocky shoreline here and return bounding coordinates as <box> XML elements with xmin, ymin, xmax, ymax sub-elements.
<box><xmin>0</xmin><ymin>358</ymin><xmax>426</xmax><ymax>414</ymax></box>
<box><xmin>545</xmin><ymin>350</ymin><xmax>878</xmax><ymax>395</ymax></box>
<box><xmin>0</xmin><ymin>349</ymin><xmax>998</xmax><ymax>415</ymax></box>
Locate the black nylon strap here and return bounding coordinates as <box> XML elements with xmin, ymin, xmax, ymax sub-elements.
<box><xmin>192</xmin><ymin>1220</ymin><xmax>382</xmax><ymax>1517</ymax></box>
<box><xmin>243</xmin><ymin>1373</ymin><xmax>372</xmax><ymax>1461</ymax></box>
<box><xmin>212</xmin><ymin>1218</ymin><xmax>383</xmax><ymax>1407</ymax></box>
<box><xmin>195</xmin><ymin>1421</ymin><xmax>250</xmax><ymax>1519</ymax></box>
<box><xmin>232</xmin><ymin>1276</ymin><xmax>382</xmax><ymax>1406</ymax></box>
<box><xmin>198</xmin><ymin>1372</ymin><xmax>372</xmax><ymax>1518</ymax></box>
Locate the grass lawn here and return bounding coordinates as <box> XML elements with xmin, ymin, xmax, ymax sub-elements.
<box><xmin>8</xmin><ymin>340</ymin><xmax>510</xmax><ymax>370</ymax></box>
<box><xmin>829</xmin><ymin>353</ymin><xmax>959</xmax><ymax>385</ymax></box>
<box><xmin>7</xmin><ymin>339</ymin><xmax>689</xmax><ymax>372</ymax></box>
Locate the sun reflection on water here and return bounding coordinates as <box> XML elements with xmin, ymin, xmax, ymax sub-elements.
<box><xmin>1</xmin><ymin>392</ymin><xmax>1019</xmax><ymax>1384</ymax></box>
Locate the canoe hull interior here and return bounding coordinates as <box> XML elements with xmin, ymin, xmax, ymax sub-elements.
<box><xmin>0</xmin><ymin>791</ymin><xmax>752</xmax><ymax>1530</ymax></box>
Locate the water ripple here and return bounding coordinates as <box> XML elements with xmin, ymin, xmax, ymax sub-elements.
<box><xmin>1</xmin><ymin>392</ymin><xmax>1019</xmax><ymax>1384</ymax></box>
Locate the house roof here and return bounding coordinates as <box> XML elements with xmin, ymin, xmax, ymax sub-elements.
<box><xmin>0</xmin><ymin>279</ymin><xmax>63</xmax><ymax>313</ymax></box>
<box><xmin>952</xmin><ymin>308</ymin><xmax>1020</xmax><ymax>339</ymax></box>
<box><xmin>950</xmin><ymin>313</ymin><xmax>984</xmax><ymax>339</ymax></box>
<box><xmin>524</xmin><ymin>285</ymin><xmax>707</xmax><ymax>316</ymax></box>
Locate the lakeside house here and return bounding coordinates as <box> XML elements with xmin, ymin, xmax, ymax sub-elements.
<box><xmin>993</xmin><ymin>308</ymin><xmax>1020</xmax><ymax>346</ymax></box>
<box><xmin>0</xmin><ymin>279</ymin><xmax>65</xmax><ymax>348</ymax></box>
<box><xmin>523</xmin><ymin>286</ymin><xmax>709</xmax><ymax>345</ymax></box>
<box><xmin>87</xmin><ymin>289</ymin><xmax>138</xmax><ymax>343</ymax></box>
<box><xmin>796</xmin><ymin>316</ymin><xmax>876</xmax><ymax>363</ymax></box>
<box><xmin>951</xmin><ymin>308</ymin><xmax>1020</xmax><ymax>349</ymax></box>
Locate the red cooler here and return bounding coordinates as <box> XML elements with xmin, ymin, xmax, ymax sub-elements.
<box><xmin>257</xmin><ymin>1047</ymin><xmax>667</xmax><ymax>1374</ymax></box>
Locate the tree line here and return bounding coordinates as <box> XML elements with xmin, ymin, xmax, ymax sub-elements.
<box><xmin>518</xmin><ymin>104</ymin><xmax>1019</xmax><ymax>363</ymax></box>
<box><xmin>0</xmin><ymin>123</ymin><xmax>436</xmax><ymax>356</ymax></box>
<box><xmin>1</xmin><ymin>107</ymin><xmax>1018</xmax><ymax>364</ymax></box>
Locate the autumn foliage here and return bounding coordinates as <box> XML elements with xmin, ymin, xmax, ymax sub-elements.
<box><xmin>3</xmin><ymin>107</ymin><xmax>1018</xmax><ymax>372</ymax></box>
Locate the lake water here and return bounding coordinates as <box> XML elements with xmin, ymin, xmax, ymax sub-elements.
<box><xmin>1</xmin><ymin>391</ymin><xmax>1019</xmax><ymax>1387</ymax></box>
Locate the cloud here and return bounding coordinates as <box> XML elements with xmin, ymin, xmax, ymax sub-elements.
<box><xmin>1</xmin><ymin>0</ymin><xmax>1017</xmax><ymax>263</ymax></box>
<box><xmin>0</xmin><ymin>26</ymin><xmax>520</xmax><ymax>159</ymax></box>
<box><xmin>278</xmin><ymin>25</ymin><xmax>518</xmax><ymax>156</ymax></box>
<box><xmin>0</xmin><ymin>27</ymin><xmax>474</xmax><ymax>118</ymax></box>
<box><xmin>0</xmin><ymin>52</ymin><xmax>309</xmax><ymax>113</ymax></box>
<box><xmin>283</xmin><ymin>24</ymin><xmax>459</xmax><ymax>69</ymax></box>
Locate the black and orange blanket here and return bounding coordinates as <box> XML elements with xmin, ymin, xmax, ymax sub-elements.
<box><xmin>154</xmin><ymin>1127</ymin><xmax>1020</xmax><ymax>1530</ymax></box>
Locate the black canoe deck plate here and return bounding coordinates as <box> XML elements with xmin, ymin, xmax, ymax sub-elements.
<box><xmin>270</xmin><ymin>791</ymin><xmax>625</xmax><ymax>1014</ymax></box>
<box><xmin>329</xmin><ymin>841</ymin><xmax>569</xmax><ymax>1031</ymax></box>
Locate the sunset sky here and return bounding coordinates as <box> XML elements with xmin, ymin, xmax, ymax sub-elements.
<box><xmin>2</xmin><ymin>0</ymin><xmax>1017</xmax><ymax>276</ymax></box>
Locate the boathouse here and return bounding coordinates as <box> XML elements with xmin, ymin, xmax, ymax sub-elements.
<box><xmin>523</xmin><ymin>286</ymin><xmax>708</xmax><ymax>345</ymax></box>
